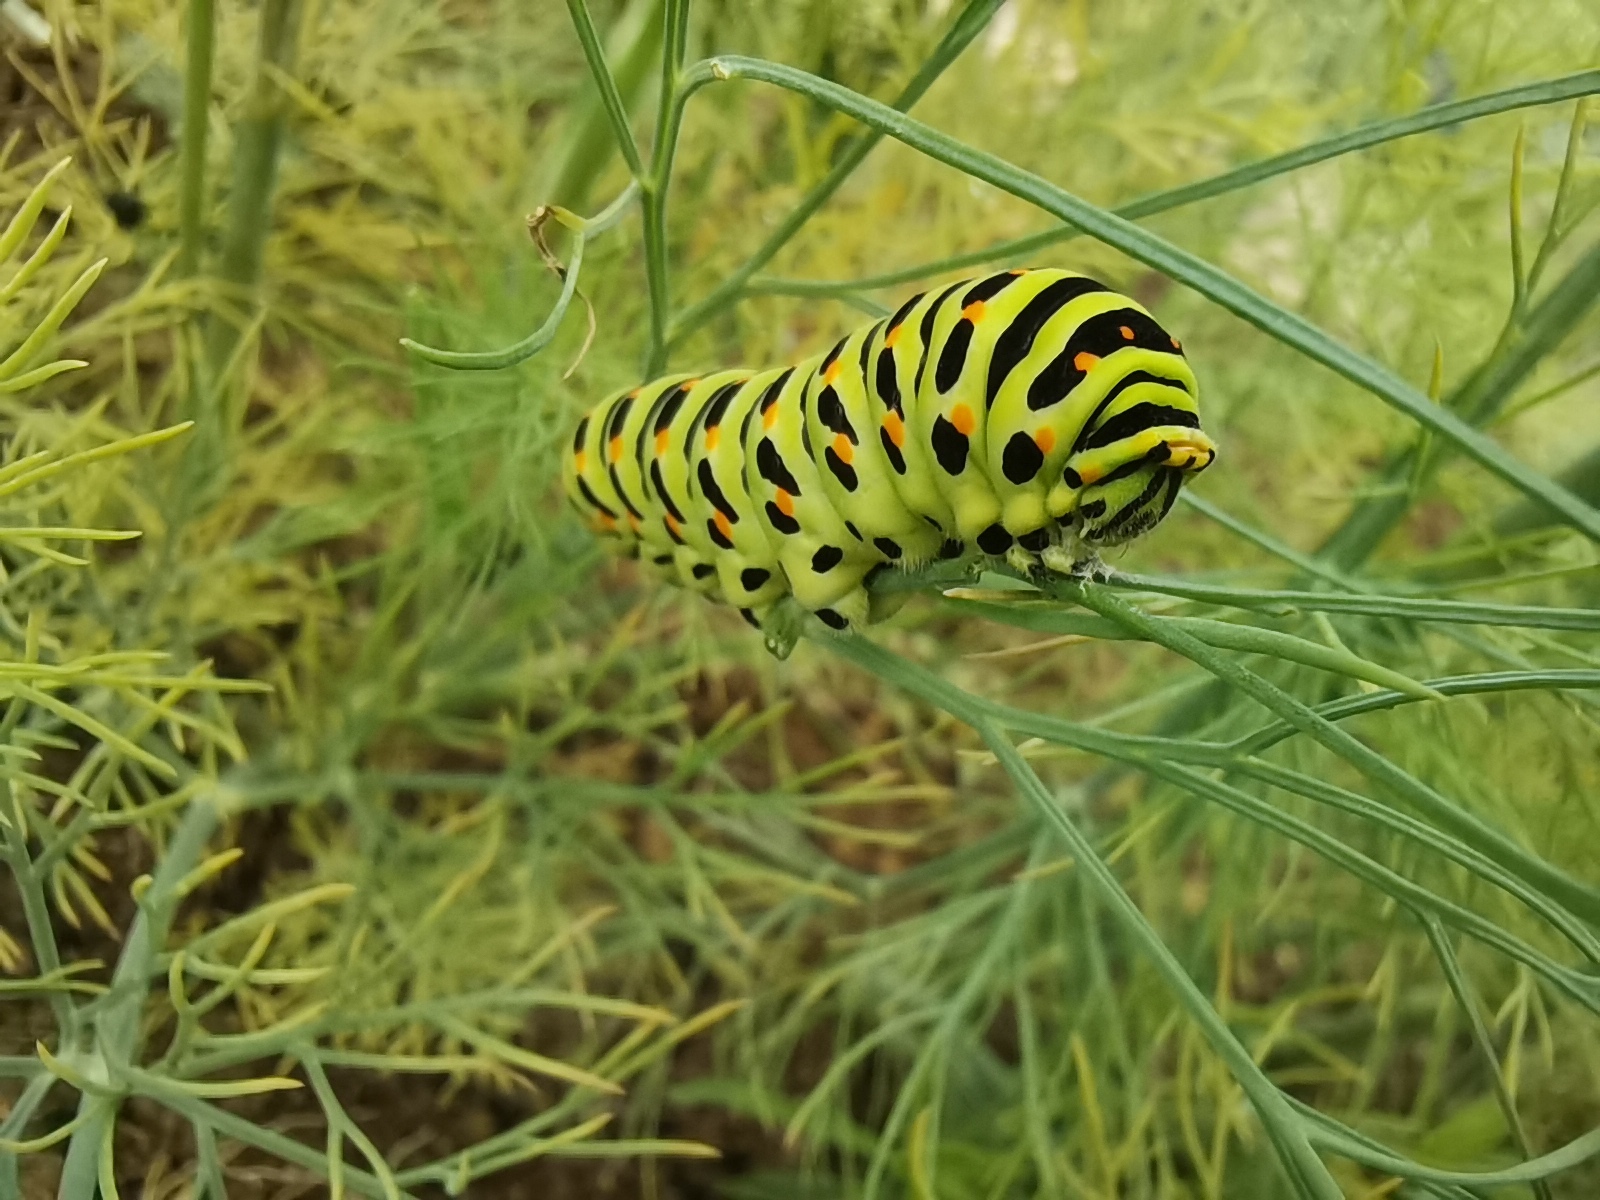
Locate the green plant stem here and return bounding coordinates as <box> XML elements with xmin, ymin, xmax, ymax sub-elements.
<box><xmin>201</xmin><ymin>0</ymin><xmax>302</xmax><ymax>391</ymax></box>
<box><xmin>0</xmin><ymin>815</ymin><xmax>72</xmax><ymax>1035</ymax></box>
<box><xmin>665</xmin><ymin>0</ymin><xmax>1005</xmax><ymax>345</ymax></box>
<box><xmin>55</xmin><ymin>799</ymin><xmax>220</xmax><ymax>1200</ymax></box>
<box><xmin>177</xmin><ymin>0</ymin><xmax>216</xmax><ymax>275</ymax></box>
<box><xmin>747</xmin><ymin>70</ymin><xmax>1600</xmax><ymax>298</ymax></box>
<box><xmin>0</xmin><ymin>1073</ymin><xmax>56</xmax><ymax>1195</ymax></box>
<box><xmin>1422</xmin><ymin>918</ymin><xmax>1553</xmax><ymax>1200</ymax></box>
<box><xmin>675</xmin><ymin>55</ymin><xmax>1600</xmax><ymax>542</ymax></box>
<box><xmin>1105</xmin><ymin>573</ymin><xmax>1600</xmax><ymax>631</ymax></box>
<box><xmin>561</xmin><ymin>0</ymin><xmax>648</xmax><ymax>185</ymax></box>
<box><xmin>634</xmin><ymin>0</ymin><xmax>691</xmax><ymax>373</ymax></box>
<box><xmin>979</xmin><ymin>728</ymin><xmax>1344</xmax><ymax>1200</ymax></box>
<box><xmin>1063</xmin><ymin>582</ymin><xmax>1600</xmax><ymax>918</ymax></box>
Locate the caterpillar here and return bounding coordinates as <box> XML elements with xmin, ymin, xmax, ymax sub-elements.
<box><xmin>564</xmin><ymin>268</ymin><xmax>1216</xmax><ymax>638</ymax></box>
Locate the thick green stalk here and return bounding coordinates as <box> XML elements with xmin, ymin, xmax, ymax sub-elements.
<box><xmin>203</xmin><ymin>0</ymin><xmax>302</xmax><ymax>387</ymax></box>
<box><xmin>666</xmin><ymin>0</ymin><xmax>1005</xmax><ymax>345</ymax></box>
<box><xmin>177</xmin><ymin>0</ymin><xmax>216</xmax><ymax>275</ymax></box>
<box><xmin>55</xmin><ymin>800</ymin><xmax>220</xmax><ymax>1200</ymax></box>
<box><xmin>677</xmin><ymin>56</ymin><xmax>1600</xmax><ymax>541</ymax></box>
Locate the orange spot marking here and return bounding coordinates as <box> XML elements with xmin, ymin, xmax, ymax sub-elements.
<box><xmin>824</xmin><ymin>359</ymin><xmax>843</xmax><ymax>384</ymax></box>
<box><xmin>1074</xmin><ymin>352</ymin><xmax>1100</xmax><ymax>373</ymax></box>
<box><xmin>655</xmin><ymin>429</ymin><xmax>670</xmax><ymax>456</ymax></box>
<box><xmin>705</xmin><ymin>425</ymin><xmax>720</xmax><ymax>451</ymax></box>
<box><xmin>574</xmin><ymin>450</ymin><xmax>587</xmax><ymax>473</ymax></box>
<box><xmin>1034</xmin><ymin>427</ymin><xmax>1055</xmax><ymax>455</ymax></box>
<box><xmin>1120</xmin><ymin>325</ymin><xmax>1135</xmax><ymax>340</ymax></box>
<box><xmin>775</xmin><ymin>489</ymin><xmax>795</xmax><ymax>517</ymax></box>
<box><xmin>597</xmin><ymin>514</ymin><xmax>616</xmax><ymax>532</ymax></box>
<box><xmin>883</xmin><ymin>410</ymin><xmax>905</xmax><ymax>447</ymax></box>
<box><xmin>608</xmin><ymin>435</ymin><xmax>623</xmax><ymax>463</ymax></box>
<box><xmin>950</xmin><ymin>404</ymin><xmax>976</xmax><ymax>436</ymax></box>
<box><xmin>832</xmin><ymin>433</ymin><xmax>854</xmax><ymax>464</ymax></box>
<box><xmin>962</xmin><ymin>300</ymin><xmax>986</xmax><ymax>323</ymax></box>
<box><xmin>714</xmin><ymin>511</ymin><xmax>733</xmax><ymax>540</ymax></box>
<box><xmin>684</xmin><ymin>378</ymin><xmax>701</xmax><ymax>389</ymax></box>
<box><xmin>763</xmin><ymin>404</ymin><xmax>779</xmax><ymax>430</ymax></box>
<box><xmin>885</xmin><ymin>324</ymin><xmax>903</xmax><ymax>348</ymax></box>
<box><xmin>1009</xmin><ymin>268</ymin><xmax>1028</xmax><ymax>275</ymax></box>
<box><xmin>1078</xmin><ymin>465</ymin><xmax>1102</xmax><ymax>485</ymax></box>
<box><xmin>665</xmin><ymin>514</ymin><xmax>683</xmax><ymax>537</ymax></box>
<box><xmin>628</xmin><ymin>513</ymin><xmax>642</xmax><ymax>534</ymax></box>
<box><xmin>628</xmin><ymin>388</ymin><xmax>641</xmax><ymax>398</ymax></box>
<box><xmin>1171</xmin><ymin>336</ymin><xmax>1182</xmax><ymax>350</ymax></box>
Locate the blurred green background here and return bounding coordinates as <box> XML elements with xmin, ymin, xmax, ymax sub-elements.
<box><xmin>1</xmin><ymin>1</ymin><xmax>1598</xmax><ymax>1197</ymax></box>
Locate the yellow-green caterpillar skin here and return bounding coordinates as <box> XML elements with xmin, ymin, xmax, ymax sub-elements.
<box><xmin>565</xmin><ymin>268</ymin><xmax>1216</xmax><ymax>631</ymax></box>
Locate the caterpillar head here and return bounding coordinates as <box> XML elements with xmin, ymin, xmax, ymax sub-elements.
<box><xmin>1075</xmin><ymin>433</ymin><xmax>1216</xmax><ymax>547</ymax></box>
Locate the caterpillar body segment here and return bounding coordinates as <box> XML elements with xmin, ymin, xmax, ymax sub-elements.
<box><xmin>564</xmin><ymin>268</ymin><xmax>1216</xmax><ymax>635</ymax></box>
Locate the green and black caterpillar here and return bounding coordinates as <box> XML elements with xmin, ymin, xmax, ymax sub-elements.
<box><xmin>565</xmin><ymin>268</ymin><xmax>1216</xmax><ymax>634</ymax></box>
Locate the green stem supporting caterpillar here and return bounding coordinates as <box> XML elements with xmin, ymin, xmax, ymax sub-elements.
<box><xmin>565</xmin><ymin>268</ymin><xmax>1215</xmax><ymax>641</ymax></box>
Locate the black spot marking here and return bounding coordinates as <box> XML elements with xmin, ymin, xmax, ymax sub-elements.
<box><xmin>759</xmin><ymin>369</ymin><xmax>793</xmax><ymax>415</ymax></box>
<box><xmin>931</xmin><ymin>414</ymin><xmax>969</xmax><ymax>475</ymax></box>
<box><xmin>1002</xmin><ymin>431</ymin><xmax>1045</xmax><ymax>484</ymax></box>
<box><xmin>765</xmin><ymin>501</ymin><xmax>801</xmax><ymax>535</ymax></box>
<box><xmin>697</xmin><ymin>460</ymin><xmax>739</xmax><ymax>522</ymax></box>
<box><xmin>857</xmin><ymin>323</ymin><xmax>879</xmax><ymax>381</ymax></box>
<box><xmin>740</xmin><ymin>567</ymin><xmax>771</xmax><ymax>592</ymax></box>
<box><xmin>977</xmin><ymin>524</ymin><xmax>1014</xmax><ymax>554</ymax></box>
<box><xmin>1019</xmin><ymin>528</ymin><xmax>1051</xmax><ymax>551</ymax></box>
<box><xmin>1062</xmin><ymin>466</ymin><xmax>1083</xmax><ymax>489</ymax></box>
<box><xmin>811</xmin><ymin>545</ymin><xmax>844</xmax><ymax>573</ymax></box>
<box><xmin>914</xmin><ymin>281</ymin><xmax>966</xmax><ymax>396</ymax></box>
<box><xmin>1028</xmin><ymin>310</ymin><xmax>1180</xmax><ymax>412</ymax></box>
<box><xmin>756</xmin><ymin>438</ymin><xmax>801</xmax><ymax>494</ymax></box>
<box><xmin>939</xmin><ymin>538</ymin><xmax>965</xmax><ymax>560</ymax></box>
<box><xmin>605</xmin><ymin>395</ymin><xmax>635</xmax><ymax>442</ymax></box>
<box><xmin>1077</xmin><ymin>499</ymin><xmax>1106</xmax><ymax>519</ymax></box>
<box><xmin>650</xmin><ymin>461</ymin><xmax>686</xmax><ymax>522</ymax></box>
<box><xmin>876</xmin><ymin>348</ymin><xmax>902</xmax><ymax>415</ymax></box>
<box><xmin>821</xmin><ymin>337</ymin><xmax>847</xmax><ymax>374</ymax></box>
<box><xmin>663</xmin><ymin>519</ymin><xmax>686</xmax><ymax>545</ymax></box>
<box><xmin>692</xmin><ymin>562</ymin><xmax>716</xmax><ymax>579</ymax></box>
<box><xmin>935</xmin><ymin>316</ymin><xmax>975</xmax><ymax>394</ymax></box>
<box><xmin>572</xmin><ymin>415</ymin><xmax>590</xmax><ymax>453</ymax></box>
<box><xmin>963</xmin><ymin>271</ymin><xmax>1023</xmax><ymax>306</ymax></box>
<box><xmin>1081</xmin><ymin>403</ymin><xmax>1199</xmax><ymax>451</ymax></box>
<box><xmin>872</xmin><ymin>537</ymin><xmax>902</xmax><ymax>560</ymax></box>
<box><xmin>987</xmin><ymin>275</ymin><xmax>1110</xmax><ymax>406</ymax></box>
<box><xmin>816</xmin><ymin>607</ymin><xmax>850</xmax><ymax>630</ymax></box>
<box><xmin>689</xmin><ymin>380</ymin><xmax>746</xmax><ymax>457</ymax></box>
<box><xmin>885</xmin><ymin>290</ymin><xmax>924</xmax><ymax>333</ymax></box>
<box><xmin>739</xmin><ymin>607</ymin><xmax>762</xmax><ymax>628</ymax></box>
<box><xmin>924</xmin><ymin>515</ymin><xmax>943</xmax><ymax>529</ymax></box>
<box><xmin>879</xmin><ymin>427</ymin><xmax>907</xmax><ymax>474</ymax></box>
<box><xmin>824</xmin><ymin>447</ymin><xmax>859</xmax><ymax>492</ymax></box>
<box><xmin>576</xmin><ymin>477</ymin><xmax>616</xmax><ymax>518</ymax></box>
<box><xmin>845</xmin><ymin>521</ymin><xmax>864</xmax><ymax>541</ymax></box>
<box><xmin>707</xmin><ymin>518</ymin><xmax>734</xmax><ymax>549</ymax></box>
<box><xmin>609</xmin><ymin>466</ymin><xmax>645</xmax><ymax>521</ymax></box>
<box><xmin>652</xmin><ymin>382</ymin><xmax>690</xmax><ymax>434</ymax></box>
<box><xmin>656</xmin><ymin>554</ymin><xmax>677</xmax><ymax>566</ymax></box>
<box><xmin>815</xmin><ymin>387</ymin><xmax>856</xmax><ymax>441</ymax></box>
